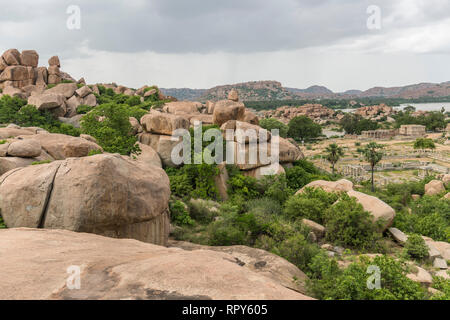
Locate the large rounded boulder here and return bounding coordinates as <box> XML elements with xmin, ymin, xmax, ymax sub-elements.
<box><xmin>0</xmin><ymin>153</ymin><xmax>171</xmax><ymax>245</ymax></box>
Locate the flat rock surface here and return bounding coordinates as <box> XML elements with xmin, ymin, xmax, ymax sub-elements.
<box><xmin>0</xmin><ymin>228</ymin><xmax>312</xmax><ymax>300</ymax></box>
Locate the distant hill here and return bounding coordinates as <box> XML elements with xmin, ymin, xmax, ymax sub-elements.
<box><xmin>199</xmin><ymin>81</ymin><xmax>296</xmax><ymax>102</ymax></box>
<box><xmin>286</xmin><ymin>85</ymin><xmax>333</xmax><ymax>96</ymax></box>
<box><xmin>161</xmin><ymin>80</ymin><xmax>450</xmax><ymax>101</ymax></box>
<box><xmin>159</xmin><ymin>88</ymin><xmax>206</xmax><ymax>101</ymax></box>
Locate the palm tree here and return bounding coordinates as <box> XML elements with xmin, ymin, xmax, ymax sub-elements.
<box><xmin>363</xmin><ymin>142</ymin><xmax>384</xmax><ymax>192</ymax></box>
<box><xmin>324</xmin><ymin>143</ymin><xmax>344</xmax><ymax>175</ymax></box>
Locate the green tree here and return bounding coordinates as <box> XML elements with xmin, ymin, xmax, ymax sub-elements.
<box><xmin>324</xmin><ymin>143</ymin><xmax>344</xmax><ymax>174</ymax></box>
<box><xmin>259</xmin><ymin>118</ymin><xmax>288</xmax><ymax>138</ymax></box>
<box><xmin>413</xmin><ymin>138</ymin><xmax>435</xmax><ymax>150</ymax></box>
<box><xmin>340</xmin><ymin>113</ymin><xmax>378</xmax><ymax>135</ymax></box>
<box><xmin>363</xmin><ymin>142</ymin><xmax>384</xmax><ymax>192</ymax></box>
<box><xmin>287</xmin><ymin>116</ymin><xmax>322</xmax><ymax>141</ymax></box>
<box><xmin>80</xmin><ymin>103</ymin><xmax>140</xmax><ymax>155</ymax></box>
<box><xmin>404</xmin><ymin>105</ymin><xmax>416</xmax><ymax>113</ymax></box>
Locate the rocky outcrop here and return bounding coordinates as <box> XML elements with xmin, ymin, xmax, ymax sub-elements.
<box><xmin>0</xmin><ymin>154</ymin><xmax>170</xmax><ymax>245</ymax></box>
<box><xmin>169</xmin><ymin>240</ymin><xmax>310</xmax><ymax>295</ymax></box>
<box><xmin>0</xmin><ymin>128</ymin><xmax>102</xmax><ymax>174</ymax></box>
<box><xmin>19</xmin><ymin>133</ymin><xmax>102</xmax><ymax>160</ymax></box>
<box><xmin>354</xmin><ymin>104</ymin><xmax>394</xmax><ymax>120</ymax></box>
<box><xmin>141</xmin><ymin>110</ymin><xmax>190</xmax><ymax>135</ymax></box>
<box><xmin>296</xmin><ymin>179</ymin><xmax>354</xmax><ymax>194</ymax></box>
<box><xmin>162</xmin><ymin>101</ymin><xmax>202</xmax><ymax>115</ymax></box>
<box><xmin>138</xmin><ymin>132</ymin><xmax>182</xmax><ymax>167</ymax></box>
<box><xmin>0</xmin><ymin>49</ymin><xmax>65</xmax><ymax>90</ymax></box>
<box><xmin>213</xmin><ymin>100</ymin><xmax>246</xmax><ymax>126</ymax></box>
<box><xmin>262</xmin><ymin>104</ymin><xmax>335</xmax><ymax>124</ymax></box>
<box><xmin>27</xmin><ymin>83</ymin><xmax>97</xmax><ymax>117</ymax></box>
<box><xmin>0</xmin><ymin>229</ymin><xmax>312</xmax><ymax>300</ymax></box>
<box><xmin>0</xmin><ymin>49</ymin><xmax>96</xmax><ymax>118</ymax></box>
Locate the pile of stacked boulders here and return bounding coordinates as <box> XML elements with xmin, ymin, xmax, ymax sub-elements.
<box><xmin>0</xmin><ymin>49</ymin><xmax>97</xmax><ymax>120</ymax></box>
<box><xmin>137</xmin><ymin>89</ymin><xmax>304</xmax><ymax>181</ymax></box>
<box><xmin>261</xmin><ymin>103</ymin><xmax>335</xmax><ymax>124</ymax></box>
<box><xmin>0</xmin><ymin>124</ymin><xmax>101</xmax><ymax>175</ymax></box>
<box><xmin>354</xmin><ymin>103</ymin><xmax>395</xmax><ymax>120</ymax></box>
<box><xmin>0</xmin><ymin>49</ymin><xmax>73</xmax><ymax>91</ymax></box>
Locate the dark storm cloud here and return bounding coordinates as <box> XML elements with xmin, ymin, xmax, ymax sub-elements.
<box><xmin>0</xmin><ymin>0</ymin><xmax>394</xmax><ymax>56</ymax></box>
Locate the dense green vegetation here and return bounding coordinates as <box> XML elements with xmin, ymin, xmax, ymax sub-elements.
<box><xmin>259</xmin><ymin>118</ymin><xmax>288</xmax><ymax>138</ymax></box>
<box><xmin>413</xmin><ymin>138</ymin><xmax>436</xmax><ymax>149</ymax></box>
<box><xmin>404</xmin><ymin>234</ymin><xmax>429</xmax><ymax>261</ymax></box>
<box><xmin>244</xmin><ymin>96</ymin><xmax>450</xmax><ymax>111</ymax></box>
<box><xmin>393</xmin><ymin>110</ymin><xmax>447</xmax><ymax>132</ymax></box>
<box><xmin>0</xmin><ymin>95</ymin><xmax>81</xmax><ymax>136</ymax></box>
<box><xmin>340</xmin><ymin>113</ymin><xmax>379</xmax><ymax>134</ymax></box>
<box><xmin>165</xmin><ymin>143</ymin><xmax>450</xmax><ymax>300</ymax></box>
<box><xmin>79</xmin><ymin>85</ymin><xmax>172</xmax><ymax>155</ymax></box>
<box><xmin>80</xmin><ymin>103</ymin><xmax>140</xmax><ymax>155</ymax></box>
<box><xmin>287</xmin><ymin>116</ymin><xmax>322</xmax><ymax>141</ymax></box>
<box><xmin>360</xmin><ymin>177</ymin><xmax>450</xmax><ymax>242</ymax></box>
<box><xmin>307</xmin><ymin>254</ymin><xmax>426</xmax><ymax>300</ymax></box>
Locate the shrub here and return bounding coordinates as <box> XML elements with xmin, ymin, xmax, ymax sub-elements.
<box><xmin>324</xmin><ymin>194</ymin><xmax>380</xmax><ymax>249</ymax></box>
<box><xmin>188</xmin><ymin>199</ymin><xmax>219</xmax><ymax>224</ymax></box>
<box><xmin>76</xmin><ymin>104</ymin><xmax>94</xmax><ymax>114</ymax></box>
<box><xmin>394</xmin><ymin>195</ymin><xmax>450</xmax><ymax>242</ymax></box>
<box><xmin>0</xmin><ymin>95</ymin><xmax>27</xmax><ymax>123</ymax></box>
<box><xmin>87</xmin><ymin>149</ymin><xmax>103</xmax><ymax>156</ymax></box>
<box><xmin>169</xmin><ymin>200</ymin><xmax>194</xmax><ymax>226</ymax></box>
<box><xmin>166</xmin><ymin>169</ymin><xmax>193</xmax><ymax>198</ymax></box>
<box><xmin>284</xmin><ymin>188</ymin><xmax>339</xmax><ymax>224</ymax></box>
<box><xmin>227</xmin><ymin>174</ymin><xmax>261</xmax><ymax>200</ymax></box>
<box><xmin>430</xmin><ymin>276</ymin><xmax>450</xmax><ymax>300</ymax></box>
<box><xmin>307</xmin><ymin>254</ymin><xmax>426</xmax><ymax>300</ymax></box>
<box><xmin>80</xmin><ymin>103</ymin><xmax>140</xmax><ymax>155</ymax></box>
<box><xmin>404</xmin><ymin>234</ymin><xmax>429</xmax><ymax>261</ymax></box>
<box><xmin>0</xmin><ymin>100</ymin><xmax>80</xmax><ymax>137</ymax></box>
<box><xmin>208</xmin><ymin>222</ymin><xmax>247</xmax><ymax>246</ymax></box>
<box><xmin>0</xmin><ymin>215</ymin><xmax>5</xmax><ymax>229</ymax></box>
<box><xmin>245</xmin><ymin>197</ymin><xmax>283</xmax><ymax>217</ymax></box>
<box><xmin>165</xmin><ymin>164</ymin><xmax>219</xmax><ymax>200</ymax></box>
<box><xmin>258</xmin><ymin>174</ymin><xmax>293</xmax><ymax>204</ymax></box>
<box><xmin>125</xmin><ymin>95</ymin><xmax>142</xmax><ymax>107</ymax></box>
<box><xmin>271</xmin><ymin>233</ymin><xmax>321</xmax><ymax>273</ymax></box>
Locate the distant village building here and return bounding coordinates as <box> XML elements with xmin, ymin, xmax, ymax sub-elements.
<box><xmin>398</xmin><ymin>125</ymin><xmax>426</xmax><ymax>137</ymax></box>
<box><xmin>361</xmin><ymin>129</ymin><xmax>397</xmax><ymax>140</ymax></box>
<box><xmin>360</xmin><ymin>125</ymin><xmax>426</xmax><ymax>140</ymax></box>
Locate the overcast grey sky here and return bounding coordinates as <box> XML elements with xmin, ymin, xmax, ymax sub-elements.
<box><xmin>1</xmin><ymin>0</ymin><xmax>450</xmax><ymax>91</ymax></box>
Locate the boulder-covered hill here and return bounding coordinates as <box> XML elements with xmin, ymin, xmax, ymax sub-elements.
<box><xmin>199</xmin><ymin>81</ymin><xmax>295</xmax><ymax>102</ymax></box>
<box><xmin>162</xmin><ymin>80</ymin><xmax>450</xmax><ymax>102</ymax></box>
<box><xmin>160</xmin><ymin>87</ymin><xmax>207</xmax><ymax>101</ymax></box>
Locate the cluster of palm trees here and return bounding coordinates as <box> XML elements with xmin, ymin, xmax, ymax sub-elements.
<box><xmin>324</xmin><ymin>142</ymin><xmax>384</xmax><ymax>192</ymax></box>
